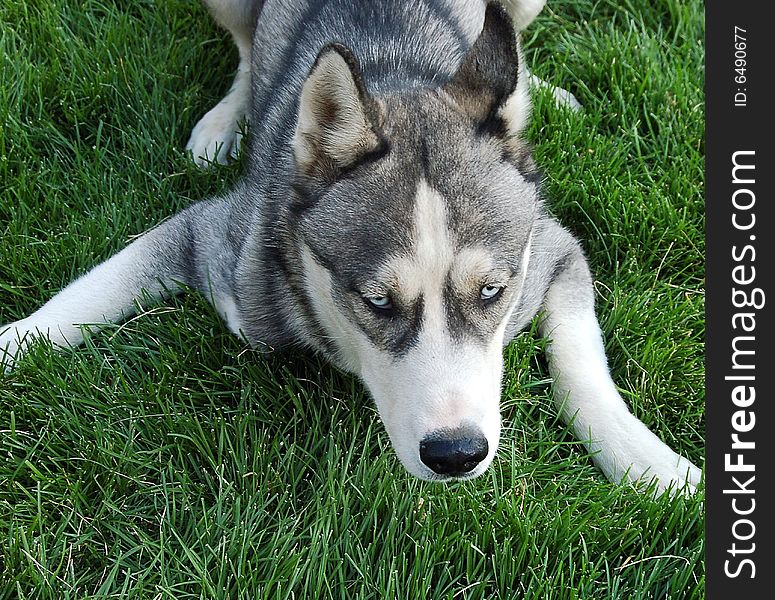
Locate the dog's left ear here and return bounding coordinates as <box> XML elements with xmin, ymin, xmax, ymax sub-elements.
<box><xmin>442</xmin><ymin>2</ymin><xmax>531</xmax><ymax>140</ymax></box>
<box><xmin>293</xmin><ymin>44</ymin><xmax>386</xmax><ymax>182</ymax></box>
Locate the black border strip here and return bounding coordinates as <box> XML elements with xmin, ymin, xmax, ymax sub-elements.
<box><xmin>706</xmin><ymin>3</ymin><xmax>773</xmax><ymax>597</ymax></box>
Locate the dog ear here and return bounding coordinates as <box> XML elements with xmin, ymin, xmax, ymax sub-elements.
<box><xmin>293</xmin><ymin>44</ymin><xmax>386</xmax><ymax>181</ymax></box>
<box><xmin>442</xmin><ymin>2</ymin><xmax>531</xmax><ymax>139</ymax></box>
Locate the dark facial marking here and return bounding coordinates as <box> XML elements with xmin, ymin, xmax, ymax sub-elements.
<box><xmin>347</xmin><ymin>286</ymin><xmax>427</xmax><ymax>358</ymax></box>
<box><xmin>442</xmin><ymin>271</ymin><xmax>512</xmax><ymax>345</ymax></box>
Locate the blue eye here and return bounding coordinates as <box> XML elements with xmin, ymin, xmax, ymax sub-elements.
<box><xmin>480</xmin><ymin>285</ymin><xmax>504</xmax><ymax>303</ymax></box>
<box><xmin>364</xmin><ymin>295</ymin><xmax>393</xmax><ymax>312</ymax></box>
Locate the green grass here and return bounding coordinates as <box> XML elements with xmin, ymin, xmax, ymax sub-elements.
<box><xmin>0</xmin><ymin>1</ymin><xmax>704</xmax><ymax>598</ymax></box>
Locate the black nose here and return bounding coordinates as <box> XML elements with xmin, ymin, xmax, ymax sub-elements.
<box><xmin>419</xmin><ymin>428</ymin><xmax>489</xmax><ymax>476</ymax></box>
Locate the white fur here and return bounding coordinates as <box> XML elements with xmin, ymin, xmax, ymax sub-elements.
<box><xmin>186</xmin><ymin>29</ymin><xmax>252</xmax><ymax>166</ymax></box>
<box><xmin>1</xmin><ymin>227</ymin><xmax>176</xmax><ymax>370</ymax></box>
<box><xmin>300</xmin><ymin>245</ymin><xmax>364</xmax><ymax>374</ymax></box>
<box><xmin>528</xmin><ymin>73</ymin><xmax>582</xmax><ymax>111</ymax></box>
<box><xmin>358</xmin><ymin>325</ymin><xmax>504</xmax><ymax>480</ymax></box>
<box><xmin>501</xmin><ymin>0</ymin><xmax>547</xmax><ymax>31</ymax></box>
<box><xmin>212</xmin><ymin>292</ymin><xmax>244</xmax><ymax>337</ymax></box>
<box><xmin>382</xmin><ymin>180</ymin><xmax>454</xmax><ymax>298</ymax></box>
<box><xmin>542</xmin><ymin>303</ymin><xmax>702</xmax><ymax>495</ymax></box>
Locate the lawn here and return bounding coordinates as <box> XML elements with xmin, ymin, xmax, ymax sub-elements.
<box><xmin>0</xmin><ymin>0</ymin><xmax>704</xmax><ymax>598</ymax></box>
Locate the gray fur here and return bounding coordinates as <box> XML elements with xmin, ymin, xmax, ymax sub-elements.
<box><xmin>218</xmin><ymin>0</ymin><xmax>536</xmax><ymax>358</ymax></box>
<box><xmin>176</xmin><ymin>0</ymin><xmax>538</xmax><ymax>360</ymax></box>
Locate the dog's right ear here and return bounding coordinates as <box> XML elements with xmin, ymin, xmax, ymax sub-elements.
<box><xmin>442</xmin><ymin>2</ymin><xmax>531</xmax><ymax>142</ymax></box>
<box><xmin>293</xmin><ymin>44</ymin><xmax>386</xmax><ymax>182</ymax></box>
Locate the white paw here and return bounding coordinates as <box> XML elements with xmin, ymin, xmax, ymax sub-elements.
<box><xmin>501</xmin><ymin>0</ymin><xmax>547</xmax><ymax>31</ymax></box>
<box><xmin>528</xmin><ymin>73</ymin><xmax>582</xmax><ymax>111</ymax></box>
<box><xmin>0</xmin><ymin>317</ymin><xmax>76</xmax><ymax>372</ymax></box>
<box><xmin>186</xmin><ymin>100</ymin><xmax>247</xmax><ymax>167</ymax></box>
<box><xmin>610</xmin><ymin>424</ymin><xmax>702</xmax><ymax>496</ymax></box>
<box><xmin>549</xmin><ymin>85</ymin><xmax>582</xmax><ymax>111</ymax></box>
<box><xmin>627</xmin><ymin>447</ymin><xmax>702</xmax><ymax>497</ymax></box>
<box><xmin>591</xmin><ymin>411</ymin><xmax>702</xmax><ymax>496</ymax></box>
<box><xmin>0</xmin><ymin>320</ymin><xmax>36</xmax><ymax>371</ymax></box>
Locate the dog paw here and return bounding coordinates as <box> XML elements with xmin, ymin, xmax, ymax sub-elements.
<box><xmin>548</xmin><ymin>85</ymin><xmax>582</xmax><ymax>111</ymax></box>
<box><xmin>528</xmin><ymin>73</ymin><xmax>582</xmax><ymax>111</ymax></box>
<box><xmin>614</xmin><ymin>428</ymin><xmax>703</xmax><ymax>496</ymax></box>
<box><xmin>629</xmin><ymin>450</ymin><xmax>702</xmax><ymax>497</ymax></box>
<box><xmin>591</xmin><ymin>412</ymin><xmax>702</xmax><ymax>496</ymax></box>
<box><xmin>186</xmin><ymin>101</ymin><xmax>247</xmax><ymax>167</ymax></box>
<box><xmin>0</xmin><ymin>318</ymin><xmax>72</xmax><ymax>372</ymax></box>
<box><xmin>0</xmin><ymin>321</ymin><xmax>33</xmax><ymax>372</ymax></box>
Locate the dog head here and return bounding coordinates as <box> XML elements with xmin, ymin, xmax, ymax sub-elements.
<box><xmin>290</xmin><ymin>4</ymin><xmax>540</xmax><ymax>480</ymax></box>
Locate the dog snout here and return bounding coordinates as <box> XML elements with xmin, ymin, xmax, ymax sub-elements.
<box><xmin>419</xmin><ymin>427</ymin><xmax>489</xmax><ymax>477</ymax></box>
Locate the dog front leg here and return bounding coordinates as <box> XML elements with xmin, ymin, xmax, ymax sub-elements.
<box><xmin>186</xmin><ymin>0</ymin><xmax>263</xmax><ymax>166</ymax></box>
<box><xmin>0</xmin><ymin>201</ymin><xmax>224</xmax><ymax>370</ymax></box>
<box><xmin>538</xmin><ymin>243</ymin><xmax>701</xmax><ymax>495</ymax></box>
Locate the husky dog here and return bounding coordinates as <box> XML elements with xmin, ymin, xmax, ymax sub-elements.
<box><xmin>0</xmin><ymin>0</ymin><xmax>700</xmax><ymax>493</ymax></box>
